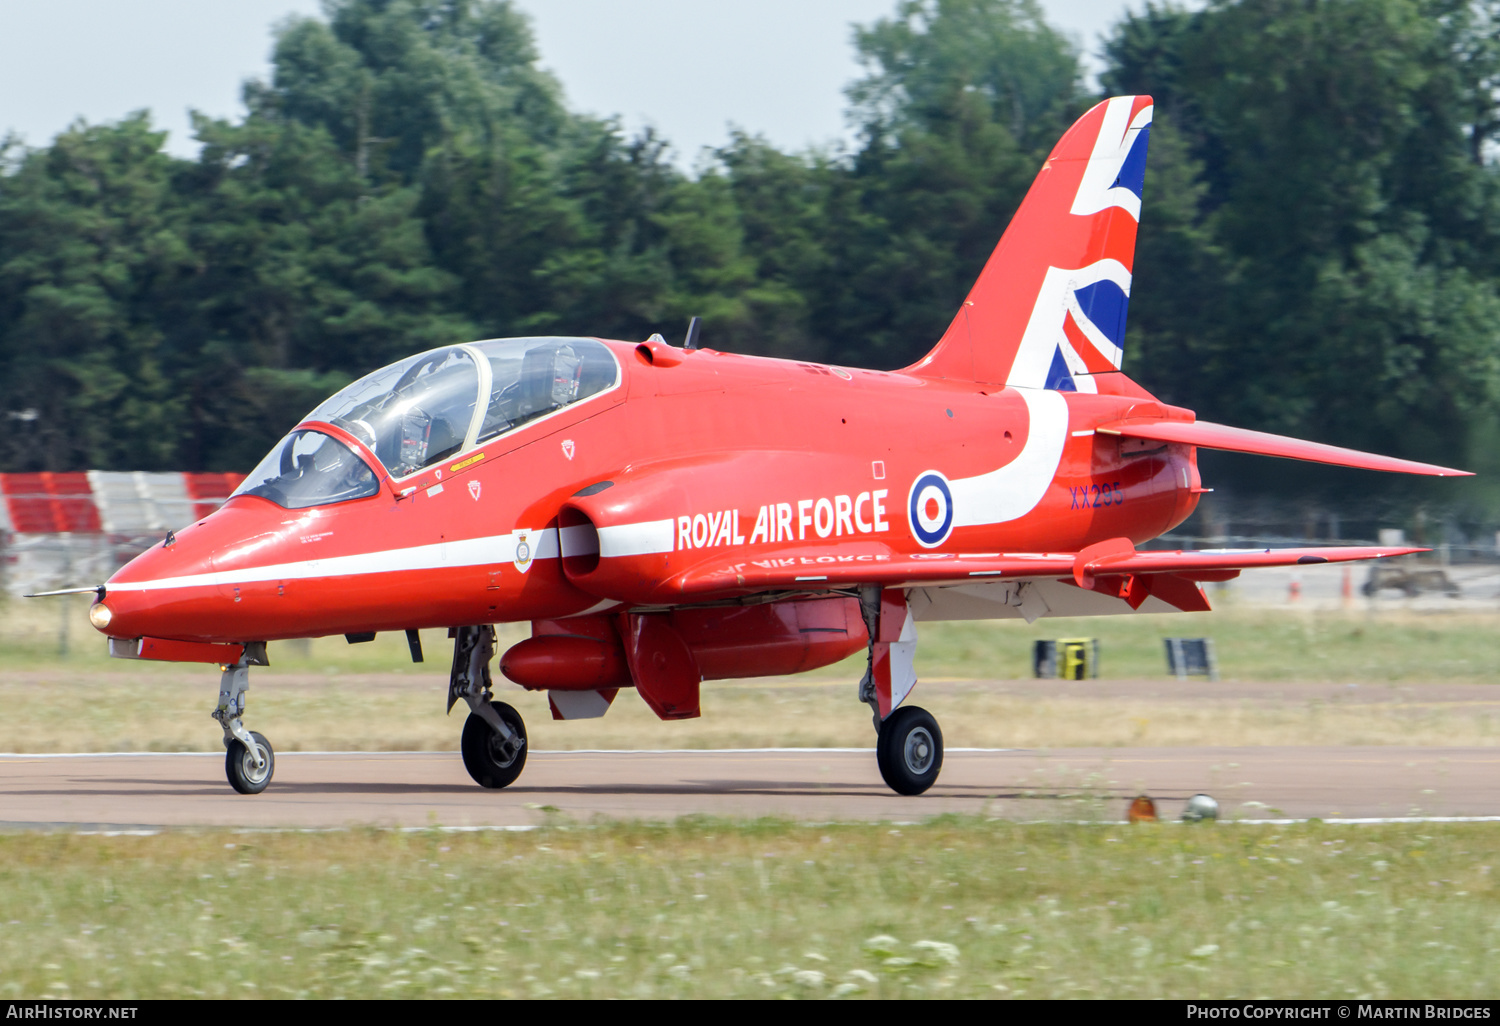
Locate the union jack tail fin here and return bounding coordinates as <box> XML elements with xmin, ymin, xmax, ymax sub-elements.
<box><xmin>908</xmin><ymin>95</ymin><xmax>1153</xmax><ymax>393</ymax></box>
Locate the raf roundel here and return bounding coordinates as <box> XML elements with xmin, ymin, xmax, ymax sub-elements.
<box><xmin>907</xmin><ymin>470</ymin><xmax>955</xmax><ymax>549</ymax></box>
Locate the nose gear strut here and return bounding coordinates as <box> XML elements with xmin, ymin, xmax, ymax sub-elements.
<box><xmin>213</xmin><ymin>645</ymin><xmax>274</xmax><ymax>794</ymax></box>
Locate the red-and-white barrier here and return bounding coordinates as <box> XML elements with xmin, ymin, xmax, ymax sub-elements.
<box><xmin>0</xmin><ymin>471</ymin><xmax>244</xmax><ymax>596</ymax></box>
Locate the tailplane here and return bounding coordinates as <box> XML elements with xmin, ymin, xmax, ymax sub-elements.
<box><xmin>908</xmin><ymin>95</ymin><xmax>1153</xmax><ymax>392</ymax></box>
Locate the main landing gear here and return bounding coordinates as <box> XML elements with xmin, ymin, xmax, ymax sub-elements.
<box><xmin>449</xmin><ymin>625</ymin><xmax>528</xmax><ymax>788</ymax></box>
<box><xmin>858</xmin><ymin>586</ymin><xmax>944</xmax><ymax>796</ymax></box>
<box><xmin>875</xmin><ymin>706</ymin><xmax>944</xmax><ymax>796</ymax></box>
<box><xmin>215</xmin><ymin>652</ymin><xmax>275</xmax><ymax>795</ymax></box>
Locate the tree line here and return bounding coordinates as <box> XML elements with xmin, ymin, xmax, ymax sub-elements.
<box><xmin>1</xmin><ymin>0</ymin><xmax>1497</xmax><ymax>505</ymax></box>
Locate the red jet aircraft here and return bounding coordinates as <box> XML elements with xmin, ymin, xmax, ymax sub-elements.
<box><xmin>73</xmin><ymin>95</ymin><xmax>1467</xmax><ymax>796</ymax></box>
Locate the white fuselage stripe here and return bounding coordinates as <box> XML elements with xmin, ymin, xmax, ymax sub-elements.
<box><xmin>599</xmin><ymin>519</ymin><xmax>675</xmax><ymax>557</ymax></box>
<box><xmin>107</xmin><ymin>530</ymin><xmax>558</xmax><ymax>592</ymax></box>
<box><xmin>106</xmin><ymin>517</ymin><xmax>679</xmax><ymax>593</ymax></box>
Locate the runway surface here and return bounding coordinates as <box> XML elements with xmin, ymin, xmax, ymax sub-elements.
<box><xmin>2</xmin><ymin>746</ymin><xmax>1497</xmax><ymax>829</ymax></box>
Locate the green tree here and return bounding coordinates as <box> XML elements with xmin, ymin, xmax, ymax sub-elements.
<box><xmin>0</xmin><ymin>116</ymin><xmax>193</xmax><ymax>471</ymax></box>
<box><xmin>167</xmin><ymin>105</ymin><xmax>474</xmax><ymax>469</ymax></box>
<box><xmin>6</xmin><ymin>0</ymin><xmax>1499</xmax><ymax>501</ymax></box>
<box><xmin>814</xmin><ymin>0</ymin><xmax>1086</xmax><ymax>369</ymax></box>
<box><xmin>1103</xmin><ymin>0</ymin><xmax>1500</xmax><ymax>493</ymax></box>
<box><xmin>263</xmin><ymin>0</ymin><xmax>566</xmax><ymax>186</ymax></box>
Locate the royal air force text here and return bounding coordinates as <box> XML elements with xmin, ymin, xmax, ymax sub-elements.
<box><xmin>676</xmin><ymin>492</ymin><xmax>890</xmax><ymax>551</ymax></box>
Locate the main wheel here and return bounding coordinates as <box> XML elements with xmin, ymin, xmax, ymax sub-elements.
<box><xmin>876</xmin><ymin>706</ymin><xmax>943</xmax><ymax>796</ymax></box>
<box><xmin>461</xmin><ymin>701</ymin><xmax>528</xmax><ymax>789</ymax></box>
<box><xmin>226</xmin><ymin>731</ymin><xmax>275</xmax><ymax>795</ymax></box>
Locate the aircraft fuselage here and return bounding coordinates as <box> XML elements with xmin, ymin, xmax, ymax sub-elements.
<box><xmin>100</xmin><ymin>339</ymin><xmax>1199</xmax><ymax>646</ymax></box>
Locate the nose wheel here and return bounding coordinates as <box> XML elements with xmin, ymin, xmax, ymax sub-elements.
<box><xmin>226</xmin><ymin>731</ymin><xmax>275</xmax><ymax>795</ymax></box>
<box><xmin>213</xmin><ymin>651</ymin><xmax>275</xmax><ymax>795</ymax></box>
<box><xmin>876</xmin><ymin>705</ymin><xmax>943</xmax><ymax>795</ymax></box>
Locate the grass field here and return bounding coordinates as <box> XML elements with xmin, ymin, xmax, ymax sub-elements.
<box><xmin>0</xmin><ymin>819</ymin><xmax>1494</xmax><ymax>1000</ymax></box>
<box><xmin>1</xmin><ymin>600</ymin><xmax>1498</xmax><ymax>752</ymax></box>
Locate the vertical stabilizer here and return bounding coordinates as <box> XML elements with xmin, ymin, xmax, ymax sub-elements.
<box><xmin>907</xmin><ymin>95</ymin><xmax>1153</xmax><ymax>392</ymax></box>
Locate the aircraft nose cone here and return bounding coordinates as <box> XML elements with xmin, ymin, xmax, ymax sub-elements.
<box><xmin>95</xmin><ymin>501</ymin><xmax>277</xmax><ymax>642</ymax></box>
<box><xmin>96</xmin><ymin>531</ymin><xmax>216</xmax><ymax>639</ymax></box>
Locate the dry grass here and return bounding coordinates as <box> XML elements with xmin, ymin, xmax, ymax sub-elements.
<box><xmin>1</xmin><ymin>672</ymin><xmax>1497</xmax><ymax>753</ymax></box>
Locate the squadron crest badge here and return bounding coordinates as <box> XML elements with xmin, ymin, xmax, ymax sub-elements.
<box><xmin>513</xmin><ymin>529</ymin><xmax>537</xmax><ymax>574</ymax></box>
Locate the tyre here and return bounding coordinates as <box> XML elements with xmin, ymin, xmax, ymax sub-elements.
<box><xmin>876</xmin><ymin>705</ymin><xmax>943</xmax><ymax>796</ymax></box>
<box><xmin>225</xmin><ymin>731</ymin><xmax>275</xmax><ymax>795</ymax></box>
<box><xmin>461</xmin><ymin>701</ymin><xmax>528</xmax><ymax>789</ymax></box>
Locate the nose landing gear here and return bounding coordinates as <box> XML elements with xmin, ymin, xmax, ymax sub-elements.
<box><xmin>214</xmin><ymin>651</ymin><xmax>275</xmax><ymax>795</ymax></box>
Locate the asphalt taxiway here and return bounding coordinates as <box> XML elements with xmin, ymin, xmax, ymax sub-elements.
<box><xmin>1</xmin><ymin>746</ymin><xmax>1496</xmax><ymax>830</ymax></box>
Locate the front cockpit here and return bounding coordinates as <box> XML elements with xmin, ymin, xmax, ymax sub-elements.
<box><xmin>232</xmin><ymin>337</ymin><xmax>621</xmax><ymax>510</ymax></box>
<box><xmin>234</xmin><ymin>430</ymin><xmax>381</xmax><ymax>510</ymax></box>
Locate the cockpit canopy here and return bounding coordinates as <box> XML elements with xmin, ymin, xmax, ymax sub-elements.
<box><xmin>234</xmin><ymin>337</ymin><xmax>619</xmax><ymax>509</ymax></box>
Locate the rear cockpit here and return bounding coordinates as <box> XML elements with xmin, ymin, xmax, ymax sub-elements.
<box><xmin>233</xmin><ymin>337</ymin><xmax>620</xmax><ymax>510</ymax></box>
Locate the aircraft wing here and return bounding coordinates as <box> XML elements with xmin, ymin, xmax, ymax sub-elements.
<box><xmin>671</xmin><ymin>540</ymin><xmax>1425</xmax><ymax>597</ymax></box>
<box><xmin>1093</xmin><ymin>418</ymin><xmax>1471</xmax><ymax>476</ymax></box>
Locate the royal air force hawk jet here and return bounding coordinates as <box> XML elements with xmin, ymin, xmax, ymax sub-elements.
<box><xmin>74</xmin><ymin>95</ymin><xmax>1466</xmax><ymax>796</ymax></box>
